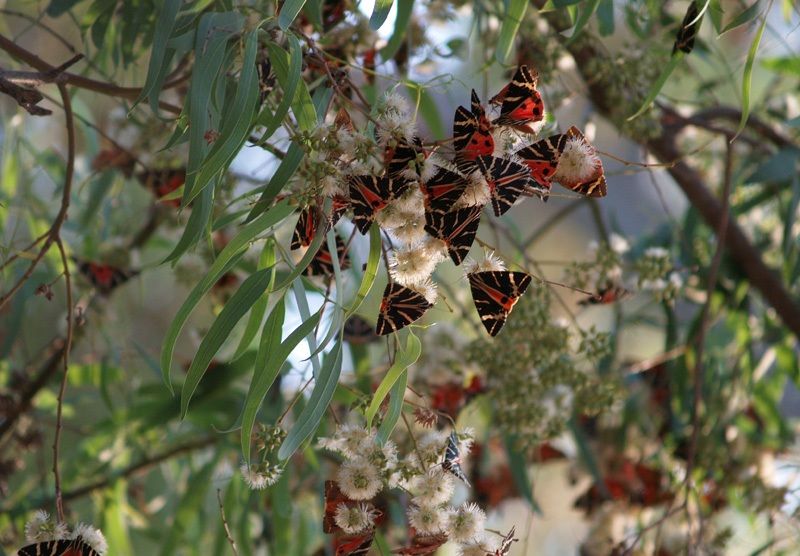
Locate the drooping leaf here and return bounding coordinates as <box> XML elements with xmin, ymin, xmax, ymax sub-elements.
<box><xmin>278</xmin><ymin>342</ymin><xmax>343</xmax><ymax>460</ymax></box>
<box><xmin>365</xmin><ymin>332</ymin><xmax>421</xmax><ymax>429</ymax></box>
<box><xmin>496</xmin><ymin>0</ymin><xmax>528</xmax><ymax>64</ymax></box>
<box><xmin>376</xmin><ymin>370</ymin><xmax>407</xmax><ymax>443</ymax></box>
<box><xmin>233</xmin><ymin>239</ymin><xmax>277</xmax><ymax>359</ymax></box>
<box><xmin>732</xmin><ymin>9</ymin><xmax>767</xmax><ymax>141</ymax></box>
<box><xmin>627</xmin><ymin>52</ymin><xmax>684</xmax><ymax>121</ymax></box>
<box><xmin>279</xmin><ymin>0</ymin><xmax>308</xmax><ymax>29</ymax></box>
<box><xmin>381</xmin><ymin>0</ymin><xmax>413</xmax><ymax>62</ymax></box>
<box><xmin>370</xmin><ymin>0</ymin><xmax>394</xmax><ymax>30</ymax></box>
<box><xmin>180</xmin><ymin>268</ymin><xmax>274</xmax><ymax>418</ymax></box>
<box><xmin>132</xmin><ymin>0</ymin><xmax>182</xmax><ymax>114</ymax></box>
<box><xmin>566</xmin><ymin>0</ymin><xmax>601</xmax><ymax>44</ymax></box>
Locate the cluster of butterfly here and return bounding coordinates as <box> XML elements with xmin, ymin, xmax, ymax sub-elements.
<box><xmin>323</xmin><ymin>432</ymin><xmax>517</xmax><ymax>556</ymax></box>
<box><xmin>291</xmin><ymin>65</ymin><xmax>608</xmax><ymax>338</ymax></box>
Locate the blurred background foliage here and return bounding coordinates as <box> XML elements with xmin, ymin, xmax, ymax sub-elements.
<box><xmin>1</xmin><ymin>0</ymin><xmax>800</xmax><ymax>554</ymax></box>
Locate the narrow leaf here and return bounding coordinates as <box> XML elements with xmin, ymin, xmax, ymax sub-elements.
<box><xmin>132</xmin><ymin>0</ymin><xmax>181</xmax><ymax>114</ymax></box>
<box><xmin>376</xmin><ymin>370</ymin><xmax>406</xmax><ymax>443</ymax></box>
<box><xmin>180</xmin><ymin>269</ymin><xmax>273</xmax><ymax>418</ymax></box>
<box><xmin>370</xmin><ymin>0</ymin><xmax>394</xmax><ymax>30</ymax></box>
<box><xmin>627</xmin><ymin>53</ymin><xmax>683</xmax><ymax>121</ymax></box>
<box><xmin>566</xmin><ymin>0</ymin><xmax>601</xmax><ymax>44</ymax></box>
<box><xmin>380</xmin><ymin>0</ymin><xmax>413</xmax><ymax>61</ymax></box>
<box><xmin>241</xmin><ymin>307</ymin><xmax>323</xmax><ymax>462</ymax></box>
<box><xmin>496</xmin><ymin>0</ymin><xmax>528</xmax><ymax>64</ymax></box>
<box><xmin>720</xmin><ymin>0</ymin><xmax>762</xmax><ymax>34</ymax></box>
<box><xmin>279</xmin><ymin>0</ymin><xmax>308</xmax><ymax>30</ymax></box>
<box><xmin>278</xmin><ymin>342</ymin><xmax>343</xmax><ymax>460</ymax></box>
<box><xmin>233</xmin><ymin>240</ymin><xmax>277</xmax><ymax>359</ymax></box>
<box><xmin>732</xmin><ymin>10</ymin><xmax>767</xmax><ymax>142</ymax></box>
<box><xmin>365</xmin><ymin>332</ymin><xmax>421</xmax><ymax>428</ymax></box>
<box><xmin>504</xmin><ymin>435</ymin><xmax>543</xmax><ymax>514</ymax></box>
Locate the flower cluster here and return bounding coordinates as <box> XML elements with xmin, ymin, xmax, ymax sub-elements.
<box><xmin>22</xmin><ymin>511</ymin><xmax>107</xmax><ymax>555</ymax></box>
<box><xmin>240</xmin><ymin>424</ymin><xmax>286</xmax><ymax>490</ymax></box>
<box><xmin>318</xmin><ymin>423</ymin><xmax>510</xmax><ymax>552</ymax></box>
<box><xmin>634</xmin><ymin>246</ymin><xmax>683</xmax><ymax>302</ymax></box>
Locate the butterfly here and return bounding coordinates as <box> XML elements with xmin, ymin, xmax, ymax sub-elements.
<box><xmin>419</xmin><ymin>166</ymin><xmax>468</xmax><ymax>213</ymax></box>
<box><xmin>385</xmin><ymin>137</ymin><xmax>426</xmax><ymax>180</ymax></box>
<box><xmin>291</xmin><ymin>198</ymin><xmax>349</xmax><ymax>251</ymax></box>
<box><xmin>376</xmin><ymin>283</ymin><xmax>433</xmax><ymax>335</ymax></box>
<box><xmin>305</xmin><ymin>234</ymin><xmax>349</xmax><ymax>277</ymax></box>
<box><xmin>453</xmin><ymin>90</ymin><xmax>495</xmax><ymax>173</ymax></box>
<box><xmin>349</xmin><ymin>175</ymin><xmax>412</xmax><ymax>234</ymax></box>
<box><xmin>442</xmin><ymin>431</ymin><xmax>470</xmax><ymax>485</ymax></box>
<box><xmin>467</xmin><ymin>270</ymin><xmax>532</xmax><ymax>336</ymax></box>
<box><xmin>578</xmin><ymin>284</ymin><xmax>630</xmax><ymax>305</ymax></box>
<box><xmin>514</xmin><ymin>132</ymin><xmax>568</xmax><ymax>195</ymax></box>
<box><xmin>334</xmin><ymin>107</ymin><xmax>355</xmax><ymax>131</ymax></box>
<box><xmin>17</xmin><ymin>536</ymin><xmax>99</xmax><ymax>556</ymax></box>
<box><xmin>393</xmin><ymin>532</ymin><xmax>449</xmax><ymax>555</ymax></box>
<box><xmin>557</xmin><ymin>126</ymin><xmax>607</xmax><ymax>198</ymax></box>
<box><xmin>673</xmin><ymin>0</ymin><xmax>702</xmax><ymax>55</ymax></box>
<box><xmin>423</xmin><ymin>205</ymin><xmax>482</xmax><ymax>266</ymax></box>
<box><xmin>91</xmin><ymin>146</ymin><xmax>136</xmax><ymax>177</ymax></box>
<box><xmin>334</xmin><ymin>531</ymin><xmax>375</xmax><ymax>556</ymax></box>
<box><xmin>343</xmin><ymin>315</ymin><xmax>379</xmax><ymax>345</ymax></box>
<box><xmin>72</xmin><ymin>257</ymin><xmax>138</xmax><ymax>295</ymax></box>
<box><xmin>490</xmin><ymin>65</ymin><xmax>545</xmax><ymax>133</ymax></box>
<box><xmin>257</xmin><ymin>58</ymin><xmax>276</xmax><ymax>105</ymax></box>
<box><xmin>475</xmin><ymin>156</ymin><xmax>533</xmax><ymax>216</ymax></box>
<box><xmin>492</xmin><ymin>526</ymin><xmax>518</xmax><ymax>556</ymax></box>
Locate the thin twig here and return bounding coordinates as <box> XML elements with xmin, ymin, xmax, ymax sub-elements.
<box><xmin>217</xmin><ymin>489</ymin><xmax>240</xmax><ymax>556</ymax></box>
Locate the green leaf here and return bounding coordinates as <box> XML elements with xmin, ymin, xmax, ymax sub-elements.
<box><xmin>365</xmin><ymin>332</ymin><xmax>421</xmax><ymax>428</ymax></box>
<box><xmin>627</xmin><ymin>52</ymin><xmax>684</xmax><ymax>121</ymax></box>
<box><xmin>345</xmin><ymin>224</ymin><xmax>381</xmax><ymax>317</ymax></box>
<box><xmin>180</xmin><ymin>268</ymin><xmax>274</xmax><ymax>418</ymax></box>
<box><xmin>132</xmin><ymin>0</ymin><xmax>181</xmax><ymax>114</ymax></box>
<box><xmin>264</xmin><ymin>41</ymin><xmax>317</xmax><ymax>132</ymax></box>
<box><xmin>720</xmin><ymin>0</ymin><xmax>761</xmax><ymax>35</ymax></box>
<box><xmin>597</xmin><ymin>0</ymin><xmax>614</xmax><ymax>35</ymax></box>
<box><xmin>376</xmin><ymin>370</ymin><xmax>406</xmax><ymax>443</ymax></box>
<box><xmin>732</xmin><ymin>9</ymin><xmax>767</xmax><ymax>142</ymax></box>
<box><xmin>259</xmin><ymin>38</ymin><xmax>303</xmax><ymax>142</ymax></box>
<box><xmin>370</xmin><ymin>0</ymin><xmax>394</xmax><ymax>30</ymax></box>
<box><xmin>761</xmin><ymin>56</ymin><xmax>800</xmax><ymax>76</ymax></box>
<box><xmin>566</xmin><ymin>0</ymin><xmax>601</xmax><ymax>44</ymax></box>
<box><xmin>185</xmin><ymin>30</ymin><xmax>260</xmax><ymax>204</ymax></box>
<box><xmin>496</xmin><ymin>0</ymin><xmax>528</xmax><ymax>64</ymax></box>
<box><xmin>233</xmin><ymin>240</ymin><xmax>277</xmax><ymax>359</ymax></box>
<box><xmin>278</xmin><ymin>342</ymin><xmax>343</xmax><ymax>460</ymax></box>
<box><xmin>246</xmin><ymin>145</ymin><xmax>305</xmax><ymax>221</ymax></box>
<box><xmin>380</xmin><ymin>0</ymin><xmax>413</xmax><ymax>62</ymax></box>
<box><xmin>241</xmin><ymin>305</ymin><xmax>323</xmax><ymax>462</ymax></box>
<box><xmin>279</xmin><ymin>0</ymin><xmax>308</xmax><ymax>29</ymax></box>
<box><xmin>708</xmin><ymin>0</ymin><xmax>724</xmax><ymax>33</ymax></box>
<box><xmin>292</xmin><ymin>277</ymin><xmax>321</xmax><ymax>376</ymax></box>
<box><xmin>414</xmin><ymin>87</ymin><xmax>447</xmax><ymax>141</ymax></box>
<box><xmin>504</xmin><ymin>435</ymin><xmax>543</xmax><ymax>514</ymax></box>
<box><xmin>160</xmin><ymin>199</ymin><xmax>293</xmax><ymax>390</ymax></box>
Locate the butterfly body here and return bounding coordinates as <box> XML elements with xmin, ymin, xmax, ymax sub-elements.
<box><xmin>423</xmin><ymin>206</ymin><xmax>482</xmax><ymax>265</ymax></box>
<box><xmin>385</xmin><ymin>137</ymin><xmax>426</xmax><ymax>180</ymax></box>
<box><xmin>514</xmin><ymin>133</ymin><xmax>568</xmax><ymax>192</ymax></box>
<box><xmin>579</xmin><ymin>285</ymin><xmax>630</xmax><ymax>305</ymax></box>
<box><xmin>468</xmin><ymin>271</ymin><xmax>532</xmax><ymax>336</ymax></box>
<box><xmin>442</xmin><ymin>431</ymin><xmax>470</xmax><ymax>485</ymax></box>
<box><xmin>72</xmin><ymin>257</ymin><xmax>138</xmax><ymax>295</ymax></box>
<box><xmin>419</xmin><ymin>167</ymin><xmax>468</xmax><ymax>213</ymax></box>
<box><xmin>376</xmin><ymin>283</ymin><xmax>433</xmax><ymax>335</ymax></box>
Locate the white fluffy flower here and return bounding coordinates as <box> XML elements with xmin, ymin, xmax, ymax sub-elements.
<box><xmin>419</xmin><ymin>237</ymin><xmax>449</xmax><ymax>264</ymax></box>
<box><xmin>337</xmin><ymin>457</ymin><xmax>383</xmax><ymax>500</ymax></box>
<box><xmin>446</xmin><ymin>503</ymin><xmax>486</xmax><ymax>544</ymax></box>
<box><xmin>392</xmin><ymin>186</ymin><xmax>425</xmax><ymax>215</ymax></box>
<box><xmin>609</xmin><ymin>233</ymin><xmax>629</xmax><ymax>254</ymax></box>
<box><xmin>669</xmin><ymin>271</ymin><xmax>683</xmax><ymax>289</ymax></box>
<box><xmin>321</xmin><ymin>424</ymin><xmax>372</xmax><ymax>457</ymax></box>
<box><xmin>407</xmin><ymin>503</ymin><xmax>446</xmax><ymax>535</ymax></box>
<box><xmin>240</xmin><ymin>462</ymin><xmax>282</xmax><ymax>490</ymax></box>
<box><xmin>359</xmin><ymin>437</ymin><xmax>399</xmax><ymax>471</ymax></box>
<box><xmin>382</xmin><ymin>91</ymin><xmax>410</xmax><ymax>116</ymax></box>
<box><xmin>455</xmin><ymin>171</ymin><xmax>492</xmax><ymax>208</ymax></box>
<box><xmin>410</xmin><ymin>469</ymin><xmax>455</xmax><ymax>505</ymax></box>
<box><xmin>334</xmin><ymin>503</ymin><xmax>379</xmax><ymax>534</ymax></box>
<box><xmin>389</xmin><ymin>244</ymin><xmax>439</xmax><ymax>286</ymax></box>
<box><xmin>644</xmin><ymin>246</ymin><xmax>669</xmax><ymax>259</ymax></box>
<box><xmin>377</xmin><ymin>112</ymin><xmax>416</xmax><ymax>145</ymax></box>
<box><xmin>408</xmin><ymin>278</ymin><xmax>438</xmax><ymax>304</ymax></box>
<box><xmin>72</xmin><ymin>523</ymin><xmax>108</xmax><ymax>556</ymax></box>
<box><xmin>464</xmin><ymin>252</ymin><xmax>506</xmax><ymax>275</ymax></box>
<box><xmin>389</xmin><ymin>212</ymin><xmax>428</xmax><ymax>244</ymax></box>
<box><xmin>553</xmin><ymin>136</ymin><xmax>602</xmax><ymax>187</ymax></box>
<box><xmin>24</xmin><ymin>510</ymin><xmax>65</xmax><ymax>542</ymax></box>
<box><xmin>320</xmin><ymin>174</ymin><xmax>346</xmax><ymax>198</ymax></box>
<box><xmin>641</xmin><ymin>278</ymin><xmax>668</xmax><ymax>292</ymax></box>
<box><xmin>410</xmin><ymin>429</ymin><xmax>450</xmax><ymax>467</ymax></box>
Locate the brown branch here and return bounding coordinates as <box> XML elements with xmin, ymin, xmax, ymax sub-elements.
<box><xmin>0</xmin><ymin>34</ymin><xmax>182</xmax><ymax>114</ymax></box>
<box><xmin>217</xmin><ymin>489</ymin><xmax>240</xmax><ymax>556</ymax></box>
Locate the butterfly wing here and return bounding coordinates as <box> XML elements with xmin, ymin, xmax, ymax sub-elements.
<box><xmin>515</xmin><ymin>133</ymin><xmax>568</xmax><ymax>189</ymax></box>
<box><xmin>343</xmin><ymin>315</ymin><xmax>379</xmax><ymax>345</ymax></box>
<box><xmin>335</xmin><ymin>531</ymin><xmax>375</xmax><ymax>556</ymax></box>
<box><xmin>349</xmin><ymin>176</ymin><xmax>411</xmax><ymax>234</ymax></box>
<box><xmin>393</xmin><ymin>533</ymin><xmax>449</xmax><ymax>555</ymax></box>
<box><xmin>73</xmin><ymin>257</ymin><xmax>137</xmax><ymax>295</ymax></box>
<box><xmin>673</xmin><ymin>1</ymin><xmax>701</xmax><ymax>54</ymax></box>
<box><xmin>441</xmin><ymin>431</ymin><xmax>470</xmax><ymax>485</ymax></box>
<box><xmin>17</xmin><ymin>537</ymin><xmax>98</xmax><ymax>556</ymax></box>
<box><xmin>493</xmin><ymin>66</ymin><xmax>545</xmax><ymax>130</ymax></box>
<box><xmin>375</xmin><ymin>283</ymin><xmax>433</xmax><ymax>336</ymax></box>
<box><xmin>305</xmin><ymin>234</ymin><xmax>349</xmax><ymax>277</ymax></box>
<box><xmin>291</xmin><ymin>205</ymin><xmax>319</xmax><ymax>250</ymax></box>
<box><xmin>423</xmin><ymin>206</ymin><xmax>482</xmax><ymax>265</ymax></box>
<box><xmin>468</xmin><ymin>271</ymin><xmax>532</xmax><ymax>336</ymax></box>
<box><xmin>385</xmin><ymin>137</ymin><xmax>424</xmax><ymax>179</ymax></box>
<box><xmin>476</xmin><ymin>156</ymin><xmax>533</xmax><ymax>216</ymax></box>
<box><xmin>453</xmin><ymin>95</ymin><xmax>494</xmax><ymax>173</ymax></box>
<box><xmin>420</xmin><ymin>167</ymin><xmax>468</xmax><ymax>213</ymax></box>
